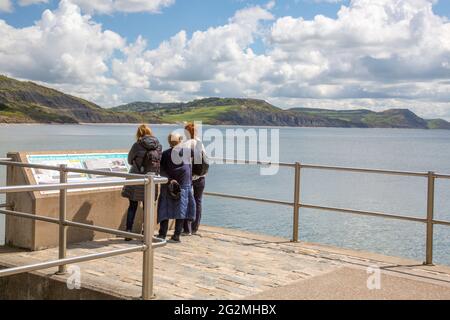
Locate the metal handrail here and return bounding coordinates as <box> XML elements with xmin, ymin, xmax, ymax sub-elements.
<box><xmin>435</xmin><ymin>173</ymin><xmax>450</xmax><ymax>179</ymax></box>
<box><xmin>210</xmin><ymin>157</ymin><xmax>295</xmax><ymax>168</ymax></box>
<box><xmin>1</xmin><ymin>155</ymin><xmax>449</xmax><ymax>296</ymax></box>
<box><xmin>0</xmin><ymin>159</ymin><xmax>168</xmax><ymax>300</ymax></box>
<box><xmin>299</xmin><ymin>163</ymin><xmax>429</xmax><ymax>177</ymax></box>
<box><xmin>0</xmin><ymin>207</ymin><xmax>170</xmax><ymax>245</ymax></box>
<box><xmin>204</xmin><ymin>191</ymin><xmax>293</xmax><ymax>207</ymax></box>
<box><xmin>0</xmin><ymin>160</ymin><xmax>144</xmax><ymax>179</ymax></box>
<box><xmin>433</xmin><ymin>219</ymin><xmax>450</xmax><ymax>227</ymax></box>
<box><xmin>0</xmin><ymin>245</ymin><xmax>147</xmax><ymax>278</ymax></box>
<box><xmin>299</xmin><ymin>203</ymin><xmax>428</xmax><ymax>224</ymax></box>
<box><xmin>0</xmin><ymin>208</ymin><xmax>143</xmax><ymax>240</ymax></box>
<box><xmin>203</xmin><ymin>159</ymin><xmax>450</xmax><ymax>266</ymax></box>
<box><xmin>0</xmin><ymin>179</ymin><xmax>147</xmax><ymax>194</ymax></box>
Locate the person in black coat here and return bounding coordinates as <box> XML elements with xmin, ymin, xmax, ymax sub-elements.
<box><xmin>121</xmin><ymin>124</ymin><xmax>162</xmax><ymax>239</ymax></box>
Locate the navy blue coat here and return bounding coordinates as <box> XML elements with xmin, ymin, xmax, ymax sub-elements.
<box><xmin>157</xmin><ymin>147</ymin><xmax>196</xmax><ymax>223</ymax></box>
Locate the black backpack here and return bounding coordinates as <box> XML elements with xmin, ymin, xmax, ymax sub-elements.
<box><xmin>137</xmin><ymin>144</ymin><xmax>162</xmax><ymax>174</ymax></box>
<box><xmin>192</xmin><ymin>151</ymin><xmax>209</xmax><ymax>176</ymax></box>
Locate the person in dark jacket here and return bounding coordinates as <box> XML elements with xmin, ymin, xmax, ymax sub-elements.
<box><xmin>122</xmin><ymin>124</ymin><xmax>162</xmax><ymax>240</ymax></box>
<box><xmin>157</xmin><ymin>132</ymin><xmax>196</xmax><ymax>243</ymax></box>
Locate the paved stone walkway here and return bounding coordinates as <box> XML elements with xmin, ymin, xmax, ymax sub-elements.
<box><xmin>1</xmin><ymin>225</ymin><xmax>450</xmax><ymax>299</ymax></box>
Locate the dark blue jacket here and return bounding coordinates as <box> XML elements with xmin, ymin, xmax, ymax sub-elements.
<box><xmin>157</xmin><ymin>146</ymin><xmax>196</xmax><ymax>223</ymax></box>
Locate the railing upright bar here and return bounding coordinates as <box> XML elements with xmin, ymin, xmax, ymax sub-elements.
<box><xmin>425</xmin><ymin>171</ymin><xmax>435</xmax><ymax>265</ymax></box>
<box><xmin>142</xmin><ymin>175</ymin><xmax>156</xmax><ymax>300</ymax></box>
<box><xmin>292</xmin><ymin>162</ymin><xmax>301</xmax><ymax>242</ymax></box>
<box><xmin>57</xmin><ymin>164</ymin><xmax>68</xmax><ymax>274</ymax></box>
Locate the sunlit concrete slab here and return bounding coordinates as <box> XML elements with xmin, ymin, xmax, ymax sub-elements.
<box><xmin>1</xmin><ymin>225</ymin><xmax>449</xmax><ymax>300</ymax></box>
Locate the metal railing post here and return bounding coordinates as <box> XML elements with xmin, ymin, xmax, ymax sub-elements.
<box><xmin>292</xmin><ymin>162</ymin><xmax>301</xmax><ymax>242</ymax></box>
<box><xmin>142</xmin><ymin>175</ymin><xmax>156</xmax><ymax>300</ymax></box>
<box><xmin>425</xmin><ymin>171</ymin><xmax>435</xmax><ymax>265</ymax></box>
<box><xmin>57</xmin><ymin>164</ymin><xmax>68</xmax><ymax>274</ymax></box>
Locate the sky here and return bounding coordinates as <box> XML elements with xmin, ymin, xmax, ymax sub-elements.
<box><xmin>1</xmin><ymin>0</ymin><xmax>450</xmax><ymax>120</ymax></box>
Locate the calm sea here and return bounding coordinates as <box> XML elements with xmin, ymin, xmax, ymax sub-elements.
<box><xmin>1</xmin><ymin>124</ymin><xmax>449</xmax><ymax>265</ymax></box>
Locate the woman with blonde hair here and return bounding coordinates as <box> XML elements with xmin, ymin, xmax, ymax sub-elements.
<box><xmin>122</xmin><ymin>124</ymin><xmax>162</xmax><ymax>240</ymax></box>
<box><xmin>182</xmin><ymin>122</ymin><xmax>208</xmax><ymax>236</ymax></box>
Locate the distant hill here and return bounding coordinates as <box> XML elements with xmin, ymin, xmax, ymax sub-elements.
<box><xmin>0</xmin><ymin>75</ymin><xmax>143</xmax><ymax>124</ymax></box>
<box><xmin>114</xmin><ymin>98</ymin><xmax>450</xmax><ymax>129</ymax></box>
<box><xmin>1</xmin><ymin>74</ymin><xmax>449</xmax><ymax>129</ymax></box>
<box><xmin>288</xmin><ymin>107</ymin><xmax>450</xmax><ymax>129</ymax></box>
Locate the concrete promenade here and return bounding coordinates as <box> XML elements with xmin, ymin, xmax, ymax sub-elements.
<box><xmin>1</xmin><ymin>225</ymin><xmax>450</xmax><ymax>300</ymax></box>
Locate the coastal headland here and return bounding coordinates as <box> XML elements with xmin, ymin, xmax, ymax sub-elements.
<box><xmin>2</xmin><ymin>75</ymin><xmax>449</xmax><ymax>129</ymax></box>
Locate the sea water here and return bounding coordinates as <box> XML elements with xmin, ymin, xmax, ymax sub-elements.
<box><xmin>1</xmin><ymin>124</ymin><xmax>449</xmax><ymax>265</ymax></box>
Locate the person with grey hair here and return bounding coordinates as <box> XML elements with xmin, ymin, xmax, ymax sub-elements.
<box><xmin>157</xmin><ymin>132</ymin><xmax>196</xmax><ymax>243</ymax></box>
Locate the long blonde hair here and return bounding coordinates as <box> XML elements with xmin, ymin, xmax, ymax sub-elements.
<box><xmin>136</xmin><ymin>124</ymin><xmax>153</xmax><ymax>141</ymax></box>
<box><xmin>184</xmin><ymin>122</ymin><xmax>196</xmax><ymax>139</ymax></box>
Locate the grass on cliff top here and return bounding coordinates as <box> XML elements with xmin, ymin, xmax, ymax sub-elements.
<box><xmin>161</xmin><ymin>105</ymin><xmax>237</xmax><ymax>123</ymax></box>
<box><xmin>292</xmin><ymin>108</ymin><xmax>371</xmax><ymax>124</ymax></box>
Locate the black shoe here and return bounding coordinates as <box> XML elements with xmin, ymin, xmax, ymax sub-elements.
<box><xmin>169</xmin><ymin>235</ymin><xmax>181</xmax><ymax>243</ymax></box>
<box><xmin>125</xmin><ymin>229</ymin><xmax>133</xmax><ymax>242</ymax></box>
<box><xmin>181</xmin><ymin>231</ymin><xmax>192</xmax><ymax>236</ymax></box>
<box><xmin>156</xmin><ymin>234</ymin><xmax>166</xmax><ymax>240</ymax></box>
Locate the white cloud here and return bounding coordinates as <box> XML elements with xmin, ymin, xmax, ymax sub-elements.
<box><xmin>111</xmin><ymin>5</ymin><xmax>274</xmax><ymax>98</ymax></box>
<box><xmin>265</xmin><ymin>0</ymin><xmax>276</xmax><ymax>10</ymax></box>
<box><xmin>2</xmin><ymin>0</ymin><xmax>450</xmax><ymax>119</ymax></box>
<box><xmin>260</xmin><ymin>0</ymin><xmax>450</xmax><ymax>116</ymax></box>
<box><xmin>0</xmin><ymin>0</ymin><xmax>13</xmax><ymax>12</ymax></box>
<box><xmin>309</xmin><ymin>0</ymin><xmax>344</xmax><ymax>3</ymax></box>
<box><xmin>18</xmin><ymin>0</ymin><xmax>48</xmax><ymax>6</ymax></box>
<box><xmin>70</xmin><ymin>0</ymin><xmax>175</xmax><ymax>14</ymax></box>
<box><xmin>108</xmin><ymin>0</ymin><xmax>450</xmax><ymax>118</ymax></box>
<box><xmin>0</xmin><ymin>0</ymin><xmax>125</xmax><ymax>85</ymax></box>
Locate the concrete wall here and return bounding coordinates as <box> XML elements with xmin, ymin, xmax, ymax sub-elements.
<box><xmin>6</xmin><ymin>154</ymin><xmax>35</xmax><ymax>249</ymax></box>
<box><xmin>5</xmin><ymin>151</ymin><xmax>145</xmax><ymax>251</ymax></box>
<box><xmin>0</xmin><ymin>265</ymin><xmax>120</xmax><ymax>300</ymax></box>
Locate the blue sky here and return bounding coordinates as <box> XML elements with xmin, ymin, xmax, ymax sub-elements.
<box><xmin>1</xmin><ymin>0</ymin><xmax>450</xmax><ymax>119</ymax></box>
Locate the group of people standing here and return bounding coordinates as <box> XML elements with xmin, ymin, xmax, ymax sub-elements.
<box><xmin>121</xmin><ymin>123</ymin><xmax>207</xmax><ymax>243</ymax></box>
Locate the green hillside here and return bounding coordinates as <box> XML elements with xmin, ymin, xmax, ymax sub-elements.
<box><xmin>1</xmin><ymin>74</ymin><xmax>449</xmax><ymax>129</ymax></box>
<box><xmin>0</xmin><ymin>75</ymin><xmax>143</xmax><ymax>124</ymax></box>
<box><xmin>115</xmin><ymin>98</ymin><xmax>450</xmax><ymax>129</ymax></box>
